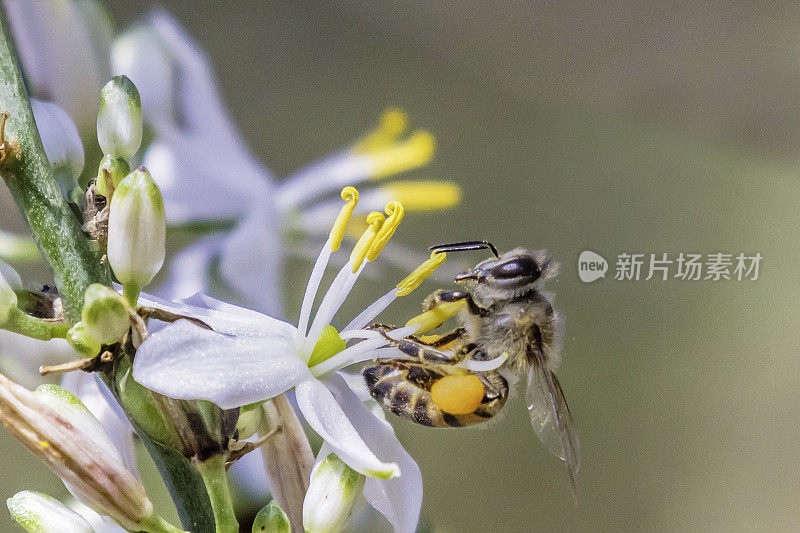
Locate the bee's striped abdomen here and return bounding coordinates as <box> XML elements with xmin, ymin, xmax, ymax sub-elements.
<box><xmin>362</xmin><ymin>359</ymin><xmax>508</xmax><ymax>428</ymax></box>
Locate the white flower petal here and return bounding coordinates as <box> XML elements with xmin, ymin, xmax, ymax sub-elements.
<box><xmin>295</xmin><ymin>378</ymin><xmax>399</xmax><ymax>480</ymax></box>
<box><xmin>137</xmin><ymin>291</ymin><xmax>293</xmax><ymax>339</ymax></box>
<box><xmin>133</xmin><ymin>320</ymin><xmax>309</xmax><ymax>409</ymax></box>
<box><xmin>218</xmin><ymin>204</ymin><xmax>283</xmax><ymax>316</ymax></box>
<box><xmin>324</xmin><ymin>373</ymin><xmax>422</xmax><ymax>533</ymax></box>
<box><xmin>0</xmin><ymin>331</ymin><xmax>74</xmax><ymax>388</ymax></box>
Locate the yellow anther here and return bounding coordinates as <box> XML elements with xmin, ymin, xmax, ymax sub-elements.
<box><xmin>405</xmin><ymin>299</ymin><xmax>465</xmax><ymax>333</ymax></box>
<box><xmin>369</xmin><ymin>130</ymin><xmax>435</xmax><ymax>179</ymax></box>
<box><xmin>329</xmin><ymin>186</ymin><xmax>359</xmax><ymax>251</ymax></box>
<box><xmin>381</xmin><ymin>181</ymin><xmax>461</xmax><ymax>211</ymax></box>
<box><xmin>395</xmin><ymin>251</ymin><xmax>446</xmax><ymax>297</ymax></box>
<box><xmin>431</xmin><ymin>374</ymin><xmax>485</xmax><ymax>415</ymax></box>
<box><xmin>366</xmin><ymin>201</ymin><xmax>404</xmax><ymax>261</ymax></box>
<box><xmin>353</xmin><ymin>108</ymin><xmax>408</xmax><ymax>153</ymax></box>
<box><xmin>350</xmin><ymin>211</ymin><xmax>384</xmax><ymax>271</ymax></box>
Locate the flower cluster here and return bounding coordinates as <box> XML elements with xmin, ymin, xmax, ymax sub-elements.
<box><xmin>0</xmin><ymin>4</ymin><xmax>484</xmax><ymax>533</ymax></box>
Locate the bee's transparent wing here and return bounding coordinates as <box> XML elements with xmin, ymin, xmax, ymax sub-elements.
<box><xmin>526</xmin><ymin>350</ymin><xmax>581</xmax><ymax>494</ymax></box>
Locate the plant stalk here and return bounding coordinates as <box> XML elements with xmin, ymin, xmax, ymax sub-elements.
<box><xmin>0</xmin><ymin>8</ymin><xmax>109</xmax><ymax>323</ymax></box>
<box><xmin>195</xmin><ymin>454</ymin><xmax>239</xmax><ymax>533</ymax></box>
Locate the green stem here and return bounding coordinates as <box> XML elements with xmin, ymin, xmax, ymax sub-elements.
<box><xmin>0</xmin><ymin>8</ymin><xmax>110</xmax><ymax>323</ymax></box>
<box><xmin>2</xmin><ymin>307</ymin><xmax>68</xmax><ymax>339</ymax></box>
<box><xmin>195</xmin><ymin>454</ymin><xmax>239</xmax><ymax>533</ymax></box>
<box><xmin>0</xmin><ymin>8</ymin><xmax>217</xmax><ymax>533</ymax></box>
<box><xmin>137</xmin><ymin>514</ymin><xmax>187</xmax><ymax>533</ymax></box>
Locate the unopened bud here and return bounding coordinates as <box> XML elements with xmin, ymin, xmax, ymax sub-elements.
<box><xmin>0</xmin><ymin>267</ymin><xmax>18</xmax><ymax>324</ymax></box>
<box><xmin>66</xmin><ymin>322</ymin><xmax>101</xmax><ymax>356</ymax></box>
<box><xmin>253</xmin><ymin>500</ymin><xmax>290</xmax><ymax>533</ymax></box>
<box><xmin>81</xmin><ymin>284</ymin><xmax>129</xmax><ymax>345</ymax></box>
<box><xmin>94</xmin><ymin>154</ymin><xmax>131</xmax><ymax>198</ymax></box>
<box><xmin>0</xmin><ymin>374</ymin><xmax>153</xmax><ymax>530</ymax></box>
<box><xmin>303</xmin><ymin>453</ymin><xmax>366</xmax><ymax>533</ymax></box>
<box><xmin>7</xmin><ymin>491</ymin><xmax>94</xmax><ymax>533</ymax></box>
<box><xmin>31</xmin><ymin>99</ymin><xmax>85</xmax><ymax>199</ymax></box>
<box><xmin>97</xmin><ymin>75</ymin><xmax>142</xmax><ymax>158</ymax></box>
<box><xmin>236</xmin><ymin>402</ymin><xmax>264</xmax><ymax>441</ymax></box>
<box><xmin>107</xmin><ymin>168</ymin><xmax>166</xmax><ymax>302</ymax></box>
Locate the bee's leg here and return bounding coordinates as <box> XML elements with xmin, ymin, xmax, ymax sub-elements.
<box><xmin>427</xmin><ymin>327</ymin><xmax>467</xmax><ymax>348</ymax></box>
<box><xmin>395</xmin><ymin>337</ymin><xmax>464</xmax><ymax>364</ymax></box>
<box><xmin>424</xmin><ymin>289</ymin><xmax>489</xmax><ymax>317</ymax></box>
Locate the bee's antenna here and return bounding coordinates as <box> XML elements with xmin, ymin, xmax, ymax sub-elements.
<box><xmin>429</xmin><ymin>240</ymin><xmax>500</xmax><ymax>258</ymax></box>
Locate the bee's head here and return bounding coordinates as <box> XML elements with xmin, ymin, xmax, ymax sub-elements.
<box><xmin>454</xmin><ymin>248</ymin><xmax>557</xmax><ymax>300</ymax></box>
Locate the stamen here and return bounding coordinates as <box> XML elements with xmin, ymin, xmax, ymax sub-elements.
<box><xmin>368</xmin><ymin>131</ymin><xmax>435</xmax><ymax>180</ymax></box>
<box><xmin>395</xmin><ymin>251</ymin><xmax>447</xmax><ymax>297</ymax></box>
<box><xmin>380</xmin><ymin>181</ymin><xmax>461</xmax><ymax>211</ymax></box>
<box><xmin>366</xmin><ymin>201</ymin><xmax>404</xmax><ymax>262</ymax></box>
<box><xmin>404</xmin><ymin>299</ymin><xmax>466</xmax><ymax>334</ymax></box>
<box><xmin>349</xmin><ymin>212</ymin><xmax>383</xmax><ymax>272</ymax></box>
<box><xmin>353</xmin><ymin>108</ymin><xmax>408</xmax><ymax>153</ymax></box>
<box><xmin>328</xmin><ymin>186</ymin><xmax>359</xmax><ymax>252</ymax></box>
<box><xmin>297</xmin><ymin>241</ymin><xmax>332</xmax><ymax>342</ymax></box>
<box><xmin>304</xmin><ymin>260</ymin><xmax>367</xmax><ymax>354</ymax></box>
<box><xmin>343</xmin><ymin>289</ymin><xmax>397</xmax><ymax>332</ymax></box>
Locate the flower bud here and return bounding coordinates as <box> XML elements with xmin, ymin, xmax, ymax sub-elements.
<box><xmin>31</xmin><ymin>99</ymin><xmax>85</xmax><ymax>199</ymax></box>
<box><xmin>0</xmin><ymin>374</ymin><xmax>153</xmax><ymax>530</ymax></box>
<box><xmin>97</xmin><ymin>75</ymin><xmax>142</xmax><ymax>158</ymax></box>
<box><xmin>0</xmin><ymin>267</ymin><xmax>18</xmax><ymax>324</ymax></box>
<box><xmin>236</xmin><ymin>402</ymin><xmax>264</xmax><ymax>441</ymax></box>
<box><xmin>303</xmin><ymin>453</ymin><xmax>366</xmax><ymax>533</ymax></box>
<box><xmin>81</xmin><ymin>284</ymin><xmax>129</xmax><ymax>345</ymax></box>
<box><xmin>7</xmin><ymin>490</ymin><xmax>94</xmax><ymax>533</ymax></box>
<box><xmin>94</xmin><ymin>154</ymin><xmax>131</xmax><ymax>198</ymax></box>
<box><xmin>253</xmin><ymin>500</ymin><xmax>290</xmax><ymax>533</ymax></box>
<box><xmin>66</xmin><ymin>322</ymin><xmax>101</xmax><ymax>356</ymax></box>
<box><xmin>107</xmin><ymin>168</ymin><xmax>166</xmax><ymax>301</ymax></box>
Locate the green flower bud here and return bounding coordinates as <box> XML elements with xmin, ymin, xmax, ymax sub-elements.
<box><xmin>303</xmin><ymin>453</ymin><xmax>366</xmax><ymax>533</ymax></box>
<box><xmin>237</xmin><ymin>402</ymin><xmax>264</xmax><ymax>441</ymax></box>
<box><xmin>107</xmin><ymin>168</ymin><xmax>166</xmax><ymax>303</ymax></box>
<box><xmin>253</xmin><ymin>500</ymin><xmax>291</xmax><ymax>533</ymax></box>
<box><xmin>66</xmin><ymin>322</ymin><xmax>101</xmax><ymax>356</ymax></box>
<box><xmin>0</xmin><ymin>267</ymin><xmax>18</xmax><ymax>324</ymax></box>
<box><xmin>7</xmin><ymin>491</ymin><xmax>94</xmax><ymax>533</ymax></box>
<box><xmin>94</xmin><ymin>154</ymin><xmax>131</xmax><ymax>198</ymax></box>
<box><xmin>81</xmin><ymin>284</ymin><xmax>129</xmax><ymax>345</ymax></box>
<box><xmin>97</xmin><ymin>75</ymin><xmax>142</xmax><ymax>158</ymax></box>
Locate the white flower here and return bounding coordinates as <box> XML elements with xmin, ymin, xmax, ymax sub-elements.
<box><xmin>4</xmin><ymin>0</ymin><xmax>113</xmax><ymax>135</ymax></box>
<box><xmin>132</xmin><ymin>189</ymin><xmax>465</xmax><ymax>532</ymax></box>
<box><xmin>111</xmin><ymin>11</ymin><xmax>460</xmax><ymax>315</ymax></box>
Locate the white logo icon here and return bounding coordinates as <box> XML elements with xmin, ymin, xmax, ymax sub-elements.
<box><xmin>578</xmin><ymin>251</ymin><xmax>608</xmax><ymax>282</ymax></box>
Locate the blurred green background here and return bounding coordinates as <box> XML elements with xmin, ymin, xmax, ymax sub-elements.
<box><xmin>2</xmin><ymin>1</ymin><xmax>800</xmax><ymax>531</ymax></box>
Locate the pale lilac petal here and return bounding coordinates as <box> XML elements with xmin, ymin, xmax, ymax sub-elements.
<box><xmin>229</xmin><ymin>445</ymin><xmax>271</xmax><ymax>498</ymax></box>
<box><xmin>5</xmin><ymin>0</ymin><xmax>111</xmax><ymax>134</ymax></box>
<box><xmin>295</xmin><ymin>378</ymin><xmax>399</xmax><ymax>480</ymax></box>
<box><xmin>324</xmin><ymin>373</ymin><xmax>422</xmax><ymax>533</ymax></box>
<box><xmin>0</xmin><ymin>331</ymin><xmax>74</xmax><ymax>388</ymax></box>
<box><xmin>144</xmin><ymin>141</ymin><xmax>255</xmax><ymax>224</ymax></box>
<box><xmin>156</xmin><ymin>233</ymin><xmax>224</xmax><ymax>302</ymax></box>
<box><xmin>137</xmin><ymin>291</ymin><xmax>294</xmax><ymax>339</ymax></box>
<box><xmin>218</xmin><ymin>204</ymin><xmax>283</xmax><ymax>316</ymax></box>
<box><xmin>133</xmin><ymin>320</ymin><xmax>309</xmax><ymax>409</ymax></box>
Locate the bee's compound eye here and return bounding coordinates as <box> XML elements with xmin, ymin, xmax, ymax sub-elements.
<box><xmin>491</xmin><ymin>255</ymin><xmax>541</xmax><ymax>281</ymax></box>
<box><xmin>430</xmin><ymin>374</ymin><xmax>485</xmax><ymax>415</ymax></box>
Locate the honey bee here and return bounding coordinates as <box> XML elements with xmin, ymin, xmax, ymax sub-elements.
<box><xmin>363</xmin><ymin>241</ymin><xmax>580</xmax><ymax>490</ymax></box>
